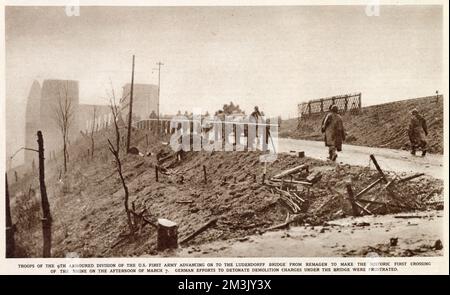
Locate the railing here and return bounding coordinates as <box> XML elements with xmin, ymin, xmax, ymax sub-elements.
<box><xmin>298</xmin><ymin>92</ymin><xmax>362</xmax><ymax>118</ymax></box>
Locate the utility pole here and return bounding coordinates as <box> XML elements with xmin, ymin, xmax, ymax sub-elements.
<box><xmin>37</xmin><ymin>131</ymin><xmax>51</xmax><ymax>257</ymax></box>
<box><xmin>5</xmin><ymin>173</ymin><xmax>15</xmax><ymax>258</ymax></box>
<box><xmin>156</xmin><ymin>61</ymin><xmax>164</xmax><ymax>136</ymax></box>
<box><xmin>126</xmin><ymin>55</ymin><xmax>135</xmax><ymax>153</ymax></box>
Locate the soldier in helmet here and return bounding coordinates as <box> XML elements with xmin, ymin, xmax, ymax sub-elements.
<box><xmin>408</xmin><ymin>108</ymin><xmax>428</xmax><ymax>156</ymax></box>
<box><xmin>321</xmin><ymin>104</ymin><xmax>346</xmax><ymax>161</ymax></box>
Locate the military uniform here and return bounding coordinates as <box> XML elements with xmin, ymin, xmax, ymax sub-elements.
<box><xmin>321</xmin><ymin>106</ymin><xmax>345</xmax><ymax>161</ymax></box>
<box><xmin>408</xmin><ymin>111</ymin><xmax>428</xmax><ymax>156</ymax></box>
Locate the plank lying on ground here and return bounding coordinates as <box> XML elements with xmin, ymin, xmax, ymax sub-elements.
<box><xmin>398</xmin><ymin>173</ymin><xmax>425</xmax><ymax>183</ymax></box>
<box><xmin>180</xmin><ymin>217</ymin><xmax>219</xmax><ymax>245</ymax></box>
<box><xmin>354</xmin><ymin>201</ymin><xmax>373</xmax><ymax>215</ymax></box>
<box><xmin>272</xmin><ymin>164</ymin><xmax>308</xmax><ymax>179</ymax></box>
<box><xmin>306</xmin><ymin>171</ymin><xmax>322</xmax><ymax>184</ymax></box>
<box><xmin>176</xmin><ymin>200</ymin><xmax>193</xmax><ymax>204</ymax></box>
<box><xmin>269</xmin><ymin>178</ymin><xmax>313</xmax><ymax>186</ymax></box>
<box><xmin>267</xmin><ymin>214</ymin><xmax>298</xmax><ymax>231</ymax></box>
<box><xmin>394</xmin><ymin>215</ymin><xmax>423</xmax><ymax>219</ymax></box>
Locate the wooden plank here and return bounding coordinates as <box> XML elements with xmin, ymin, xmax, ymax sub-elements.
<box><xmin>354</xmin><ymin>201</ymin><xmax>373</xmax><ymax>215</ymax></box>
<box><xmin>398</xmin><ymin>173</ymin><xmax>425</xmax><ymax>183</ymax></box>
<box><xmin>272</xmin><ymin>164</ymin><xmax>309</xmax><ymax>179</ymax></box>
<box><xmin>370</xmin><ymin>154</ymin><xmax>387</xmax><ymax>182</ymax></box>
<box><xmin>306</xmin><ymin>171</ymin><xmax>322</xmax><ymax>184</ymax></box>
<box><xmin>269</xmin><ymin>178</ymin><xmax>313</xmax><ymax>186</ymax></box>
<box><xmin>179</xmin><ymin>217</ymin><xmax>219</xmax><ymax>245</ymax></box>
<box><xmin>355</xmin><ymin>177</ymin><xmax>384</xmax><ymax>200</ymax></box>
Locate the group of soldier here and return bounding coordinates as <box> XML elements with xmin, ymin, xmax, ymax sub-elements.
<box><xmin>320</xmin><ymin>105</ymin><xmax>429</xmax><ymax>161</ymax></box>
<box><xmin>168</xmin><ymin>106</ymin><xmax>274</xmax><ymax>151</ymax></box>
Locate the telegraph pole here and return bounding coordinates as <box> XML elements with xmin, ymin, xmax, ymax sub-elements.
<box><xmin>126</xmin><ymin>55</ymin><xmax>135</xmax><ymax>153</ymax></box>
<box><xmin>156</xmin><ymin>61</ymin><xmax>164</xmax><ymax>136</ymax></box>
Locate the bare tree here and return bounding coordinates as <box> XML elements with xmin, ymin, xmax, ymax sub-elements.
<box><xmin>90</xmin><ymin>106</ymin><xmax>97</xmax><ymax>159</ymax></box>
<box><xmin>53</xmin><ymin>81</ymin><xmax>74</xmax><ymax>173</ymax></box>
<box><xmin>107</xmin><ymin>84</ymin><xmax>134</xmax><ymax>235</ymax></box>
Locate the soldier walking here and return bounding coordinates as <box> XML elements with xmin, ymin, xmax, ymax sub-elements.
<box><xmin>408</xmin><ymin>108</ymin><xmax>428</xmax><ymax>156</ymax></box>
<box><xmin>321</xmin><ymin>105</ymin><xmax>346</xmax><ymax>161</ymax></box>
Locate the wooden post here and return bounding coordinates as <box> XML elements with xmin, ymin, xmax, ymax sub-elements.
<box><xmin>346</xmin><ymin>184</ymin><xmax>360</xmax><ymax>216</ymax></box>
<box><xmin>155</xmin><ymin>165</ymin><xmax>159</xmax><ymax>182</ymax></box>
<box><xmin>262</xmin><ymin>162</ymin><xmax>267</xmax><ymax>184</ymax></box>
<box><xmin>5</xmin><ymin>173</ymin><xmax>15</xmax><ymax>258</ymax></box>
<box><xmin>37</xmin><ymin>131</ymin><xmax>52</xmax><ymax>258</ymax></box>
<box><xmin>370</xmin><ymin>154</ymin><xmax>387</xmax><ymax>182</ymax></box>
<box><xmin>126</xmin><ymin>55</ymin><xmax>135</xmax><ymax>153</ymax></box>
<box><xmin>157</xmin><ymin>219</ymin><xmax>178</xmax><ymax>250</ymax></box>
<box><xmin>202</xmin><ymin>165</ymin><xmax>207</xmax><ymax>184</ymax></box>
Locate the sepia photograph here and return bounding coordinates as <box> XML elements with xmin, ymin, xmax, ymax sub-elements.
<box><xmin>1</xmin><ymin>0</ymin><xmax>448</xmax><ymax>276</ymax></box>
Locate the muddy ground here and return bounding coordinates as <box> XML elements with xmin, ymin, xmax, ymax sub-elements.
<box><xmin>9</xmin><ymin>128</ymin><xmax>444</xmax><ymax>258</ymax></box>
<box><xmin>176</xmin><ymin>210</ymin><xmax>444</xmax><ymax>257</ymax></box>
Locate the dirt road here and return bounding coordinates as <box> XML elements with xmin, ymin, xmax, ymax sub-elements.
<box><xmin>275</xmin><ymin>138</ymin><xmax>444</xmax><ymax>179</ymax></box>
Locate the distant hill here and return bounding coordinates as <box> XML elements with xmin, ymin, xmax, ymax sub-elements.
<box><xmin>279</xmin><ymin>95</ymin><xmax>443</xmax><ymax>154</ymax></box>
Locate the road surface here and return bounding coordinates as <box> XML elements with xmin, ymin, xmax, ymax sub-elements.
<box><xmin>275</xmin><ymin>138</ymin><xmax>444</xmax><ymax>179</ymax></box>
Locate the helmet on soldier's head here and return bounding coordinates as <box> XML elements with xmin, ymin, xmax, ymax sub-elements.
<box><xmin>330</xmin><ymin>105</ymin><xmax>338</xmax><ymax>113</ymax></box>
<box><xmin>411</xmin><ymin>108</ymin><xmax>419</xmax><ymax>115</ymax></box>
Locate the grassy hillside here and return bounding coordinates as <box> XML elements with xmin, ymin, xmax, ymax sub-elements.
<box><xmin>280</xmin><ymin>95</ymin><xmax>443</xmax><ymax>154</ymax></box>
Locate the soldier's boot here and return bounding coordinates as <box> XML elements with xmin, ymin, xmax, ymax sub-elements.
<box><xmin>331</xmin><ymin>152</ymin><xmax>338</xmax><ymax>161</ymax></box>
<box><xmin>410</xmin><ymin>148</ymin><xmax>416</xmax><ymax>156</ymax></box>
<box><xmin>421</xmin><ymin>150</ymin><xmax>427</xmax><ymax>157</ymax></box>
<box><xmin>330</xmin><ymin>148</ymin><xmax>337</xmax><ymax>161</ymax></box>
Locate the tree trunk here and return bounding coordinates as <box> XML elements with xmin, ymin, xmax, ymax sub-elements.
<box><xmin>63</xmin><ymin>138</ymin><xmax>67</xmax><ymax>173</ymax></box>
<box><xmin>117</xmin><ymin>156</ymin><xmax>133</xmax><ymax>234</ymax></box>
<box><xmin>37</xmin><ymin>131</ymin><xmax>52</xmax><ymax>257</ymax></box>
<box><xmin>91</xmin><ymin>137</ymin><xmax>95</xmax><ymax>158</ymax></box>
<box><xmin>5</xmin><ymin>173</ymin><xmax>15</xmax><ymax>258</ymax></box>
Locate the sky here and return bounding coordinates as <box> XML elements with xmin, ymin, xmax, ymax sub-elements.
<box><xmin>4</xmin><ymin>5</ymin><xmax>444</xmax><ymax>164</ymax></box>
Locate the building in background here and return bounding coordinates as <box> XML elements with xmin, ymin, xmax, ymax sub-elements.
<box><xmin>120</xmin><ymin>83</ymin><xmax>159</xmax><ymax>122</ymax></box>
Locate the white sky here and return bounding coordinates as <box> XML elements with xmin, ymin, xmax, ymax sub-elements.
<box><xmin>5</xmin><ymin>5</ymin><xmax>444</xmax><ymax>162</ymax></box>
